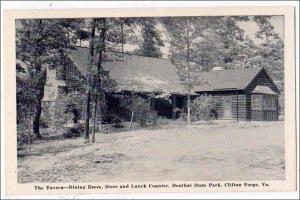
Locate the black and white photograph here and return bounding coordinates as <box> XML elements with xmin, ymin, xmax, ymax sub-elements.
<box><xmin>15</xmin><ymin>14</ymin><xmax>287</xmax><ymax>183</ymax></box>
<box><xmin>2</xmin><ymin>2</ymin><xmax>299</xmax><ymax>197</ymax></box>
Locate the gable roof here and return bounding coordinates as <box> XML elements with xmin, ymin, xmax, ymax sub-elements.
<box><xmin>68</xmin><ymin>47</ymin><xmax>187</xmax><ymax>94</ymax></box>
<box><xmin>194</xmin><ymin>67</ymin><xmax>266</xmax><ymax>92</ymax></box>
<box><xmin>68</xmin><ymin>47</ymin><xmax>279</xmax><ymax>95</ymax></box>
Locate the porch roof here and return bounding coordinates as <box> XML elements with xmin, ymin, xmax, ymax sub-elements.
<box><xmin>252</xmin><ymin>85</ymin><xmax>278</xmax><ymax>95</ymax></box>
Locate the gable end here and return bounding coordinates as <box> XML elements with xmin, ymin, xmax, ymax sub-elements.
<box><xmin>244</xmin><ymin>68</ymin><xmax>280</xmax><ymax>94</ymax></box>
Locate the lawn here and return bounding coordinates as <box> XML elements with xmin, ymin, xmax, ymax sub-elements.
<box><xmin>17</xmin><ymin>120</ymin><xmax>285</xmax><ymax>183</ymax></box>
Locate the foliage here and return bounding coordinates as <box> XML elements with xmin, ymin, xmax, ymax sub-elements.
<box><xmin>83</xmin><ymin>18</ymin><xmax>135</xmax><ymax>140</ymax></box>
<box><xmin>250</xmin><ymin>16</ymin><xmax>284</xmax><ymax>78</ymax></box>
<box><xmin>135</xmin><ymin>18</ymin><xmax>164</xmax><ymax>58</ymax></box>
<box><xmin>191</xmin><ymin>95</ymin><xmax>217</xmax><ymax>121</ymax></box>
<box><xmin>164</xmin><ymin>17</ymin><xmax>208</xmax><ymax>125</ymax></box>
<box><xmin>64</xmin><ymin>124</ymin><xmax>84</xmax><ymax>138</ymax></box>
<box><xmin>61</xmin><ymin>91</ymin><xmax>85</xmax><ymax>122</ymax></box>
<box><xmin>16</xmin><ymin>19</ymin><xmax>76</xmax><ymax>137</ymax></box>
<box><xmin>251</xmin><ymin>16</ymin><xmax>284</xmax><ymax>114</ymax></box>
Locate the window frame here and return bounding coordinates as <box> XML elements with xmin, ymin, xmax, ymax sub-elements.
<box><xmin>263</xmin><ymin>94</ymin><xmax>277</xmax><ymax>111</ymax></box>
<box><xmin>251</xmin><ymin>94</ymin><xmax>262</xmax><ymax>110</ymax></box>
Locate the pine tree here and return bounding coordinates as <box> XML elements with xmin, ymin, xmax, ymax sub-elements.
<box><xmin>167</xmin><ymin>17</ymin><xmax>205</xmax><ymax>126</ymax></box>
<box><xmin>212</xmin><ymin>16</ymin><xmax>255</xmax><ymax>69</ymax></box>
<box><xmin>135</xmin><ymin>18</ymin><xmax>164</xmax><ymax>58</ymax></box>
<box><xmin>117</xmin><ymin>18</ymin><xmax>136</xmax><ymax>53</ymax></box>
<box><xmin>194</xmin><ymin>28</ymin><xmax>226</xmax><ymax>71</ymax></box>
<box><xmin>84</xmin><ymin>18</ymin><xmax>130</xmax><ymax>142</ymax></box>
<box><xmin>59</xmin><ymin>19</ymin><xmax>84</xmax><ymax>46</ymax></box>
<box><xmin>251</xmin><ymin>16</ymin><xmax>284</xmax><ymax>114</ymax></box>
<box><xmin>16</xmin><ymin>19</ymin><xmax>71</xmax><ymax>138</ymax></box>
<box><xmin>252</xmin><ymin>16</ymin><xmax>284</xmax><ymax>76</ymax></box>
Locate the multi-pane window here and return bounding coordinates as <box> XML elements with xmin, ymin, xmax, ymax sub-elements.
<box><xmin>252</xmin><ymin>95</ymin><xmax>276</xmax><ymax>110</ymax></box>
<box><xmin>251</xmin><ymin>95</ymin><xmax>261</xmax><ymax>110</ymax></box>
<box><xmin>263</xmin><ymin>95</ymin><xmax>276</xmax><ymax>110</ymax></box>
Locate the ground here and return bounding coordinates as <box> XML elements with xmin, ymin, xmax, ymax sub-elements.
<box><xmin>17</xmin><ymin>120</ymin><xmax>285</xmax><ymax>183</ymax></box>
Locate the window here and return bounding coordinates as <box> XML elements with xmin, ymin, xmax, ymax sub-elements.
<box><xmin>251</xmin><ymin>95</ymin><xmax>261</xmax><ymax>110</ymax></box>
<box><xmin>263</xmin><ymin>95</ymin><xmax>277</xmax><ymax>110</ymax></box>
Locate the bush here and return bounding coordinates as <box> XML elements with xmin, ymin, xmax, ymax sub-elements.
<box><xmin>111</xmin><ymin>116</ymin><xmax>123</xmax><ymax>128</ymax></box>
<box><xmin>63</xmin><ymin>123</ymin><xmax>84</xmax><ymax>138</ymax></box>
<box><xmin>191</xmin><ymin>95</ymin><xmax>217</xmax><ymax>121</ymax></box>
<box><xmin>135</xmin><ymin>110</ymin><xmax>158</xmax><ymax>127</ymax></box>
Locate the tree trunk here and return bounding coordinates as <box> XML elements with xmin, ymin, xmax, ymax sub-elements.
<box><xmin>186</xmin><ymin>19</ymin><xmax>191</xmax><ymax>127</ymax></box>
<box><xmin>32</xmin><ymin>70</ymin><xmax>46</xmax><ymax>139</ymax></box>
<box><xmin>129</xmin><ymin>110</ymin><xmax>134</xmax><ymax>132</ymax></box>
<box><xmin>32</xmin><ymin>101</ymin><xmax>42</xmax><ymax>138</ymax></box>
<box><xmin>92</xmin><ymin>99</ymin><xmax>97</xmax><ymax>143</ymax></box>
<box><xmin>84</xmin><ymin>89</ymin><xmax>91</xmax><ymax>141</ymax></box>
<box><xmin>121</xmin><ymin>20</ymin><xmax>124</xmax><ymax>53</ymax></box>
<box><xmin>32</xmin><ymin>19</ymin><xmax>46</xmax><ymax>139</ymax></box>
<box><xmin>84</xmin><ymin>19</ymin><xmax>97</xmax><ymax>143</ymax></box>
<box><xmin>187</xmin><ymin>88</ymin><xmax>191</xmax><ymax>126</ymax></box>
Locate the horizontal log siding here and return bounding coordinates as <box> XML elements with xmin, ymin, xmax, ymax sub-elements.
<box><xmin>245</xmin><ymin>69</ymin><xmax>279</xmax><ymax>121</ymax></box>
<box><xmin>251</xmin><ymin>95</ymin><xmax>279</xmax><ymax>121</ymax></box>
<box><xmin>65</xmin><ymin>58</ymin><xmax>86</xmax><ymax>93</ymax></box>
<box><xmin>212</xmin><ymin>96</ymin><xmax>224</xmax><ymax>119</ymax></box>
<box><xmin>246</xmin><ymin>94</ymin><xmax>252</xmax><ymax>120</ymax></box>
<box><xmin>208</xmin><ymin>93</ymin><xmax>247</xmax><ymax>121</ymax></box>
<box><xmin>232</xmin><ymin>95</ymin><xmax>247</xmax><ymax>121</ymax></box>
<box><xmin>65</xmin><ymin>78</ymin><xmax>86</xmax><ymax>93</ymax></box>
<box><xmin>251</xmin><ymin>110</ymin><xmax>278</xmax><ymax>121</ymax></box>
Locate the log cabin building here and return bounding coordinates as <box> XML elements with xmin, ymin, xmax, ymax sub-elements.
<box><xmin>41</xmin><ymin>47</ymin><xmax>280</xmax><ymax>128</ymax></box>
<box><xmin>194</xmin><ymin>67</ymin><xmax>280</xmax><ymax>121</ymax></box>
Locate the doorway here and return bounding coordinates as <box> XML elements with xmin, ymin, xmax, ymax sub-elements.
<box><xmin>223</xmin><ymin>96</ymin><xmax>232</xmax><ymax>119</ymax></box>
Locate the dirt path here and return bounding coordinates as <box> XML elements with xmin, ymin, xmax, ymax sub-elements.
<box><xmin>17</xmin><ymin>121</ymin><xmax>285</xmax><ymax>183</ymax></box>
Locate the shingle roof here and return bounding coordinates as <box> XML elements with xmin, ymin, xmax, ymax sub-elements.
<box><xmin>68</xmin><ymin>47</ymin><xmax>275</xmax><ymax>95</ymax></box>
<box><xmin>68</xmin><ymin>47</ymin><xmax>186</xmax><ymax>94</ymax></box>
<box><xmin>194</xmin><ymin>67</ymin><xmax>263</xmax><ymax>92</ymax></box>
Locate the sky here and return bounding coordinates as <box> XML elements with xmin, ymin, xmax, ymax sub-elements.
<box><xmin>157</xmin><ymin>16</ymin><xmax>284</xmax><ymax>58</ymax></box>
<box><xmin>237</xmin><ymin>16</ymin><xmax>284</xmax><ymax>42</ymax></box>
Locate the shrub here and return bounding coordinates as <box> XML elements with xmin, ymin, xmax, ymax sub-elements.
<box><xmin>111</xmin><ymin>116</ymin><xmax>123</xmax><ymax>128</ymax></box>
<box><xmin>63</xmin><ymin>123</ymin><xmax>84</xmax><ymax>138</ymax></box>
<box><xmin>191</xmin><ymin>95</ymin><xmax>217</xmax><ymax>121</ymax></box>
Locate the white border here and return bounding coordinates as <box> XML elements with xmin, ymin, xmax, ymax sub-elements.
<box><xmin>1</xmin><ymin>1</ymin><xmax>299</xmax><ymax>199</ymax></box>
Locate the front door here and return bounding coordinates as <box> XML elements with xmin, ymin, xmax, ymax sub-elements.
<box><xmin>223</xmin><ymin>97</ymin><xmax>232</xmax><ymax>119</ymax></box>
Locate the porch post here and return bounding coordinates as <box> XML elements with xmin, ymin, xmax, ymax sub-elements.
<box><xmin>236</xmin><ymin>91</ymin><xmax>239</xmax><ymax>121</ymax></box>
<box><xmin>172</xmin><ymin>95</ymin><xmax>176</xmax><ymax>120</ymax></box>
<box><xmin>276</xmin><ymin>95</ymin><xmax>279</xmax><ymax>120</ymax></box>
<box><xmin>150</xmin><ymin>98</ymin><xmax>155</xmax><ymax>110</ymax></box>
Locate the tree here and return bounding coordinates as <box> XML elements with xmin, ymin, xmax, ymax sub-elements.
<box><xmin>209</xmin><ymin>16</ymin><xmax>256</xmax><ymax>69</ymax></box>
<box><xmin>164</xmin><ymin>16</ymin><xmax>256</xmax><ymax>72</ymax></box>
<box><xmin>84</xmin><ymin>18</ymin><xmax>132</xmax><ymax>143</ymax></box>
<box><xmin>77</xmin><ymin>29</ymin><xmax>90</xmax><ymax>47</ymax></box>
<box><xmin>251</xmin><ymin>16</ymin><xmax>284</xmax><ymax>76</ymax></box>
<box><xmin>250</xmin><ymin>16</ymin><xmax>284</xmax><ymax>115</ymax></box>
<box><xmin>127</xmin><ymin>92</ymin><xmax>170</xmax><ymax>131</ymax></box>
<box><xmin>191</xmin><ymin>95</ymin><xmax>217</xmax><ymax>121</ymax></box>
<box><xmin>194</xmin><ymin>28</ymin><xmax>226</xmax><ymax>71</ymax></box>
<box><xmin>135</xmin><ymin>18</ymin><xmax>164</xmax><ymax>58</ymax></box>
<box><xmin>167</xmin><ymin>17</ymin><xmax>205</xmax><ymax>126</ymax></box>
<box><xmin>59</xmin><ymin>19</ymin><xmax>84</xmax><ymax>47</ymax></box>
<box><xmin>16</xmin><ymin>19</ymin><xmax>72</xmax><ymax>138</ymax></box>
<box><xmin>116</xmin><ymin>18</ymin><xmax>136</xmax><ymax>53</ymax></box>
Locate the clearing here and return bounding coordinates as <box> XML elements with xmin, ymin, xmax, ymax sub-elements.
<box><xmin>17</xmin><ymin>120</ymin><xmax>285</xmax><ymax>183</ymax></box>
